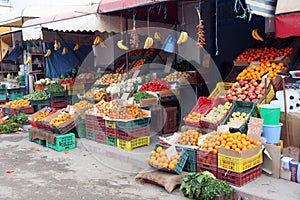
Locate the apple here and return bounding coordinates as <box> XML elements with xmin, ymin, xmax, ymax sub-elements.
<box><xmin>261</xmin><ymin>90</ymin><xmax>265</xmax><ymax>95</ymax></box>
<box><xmin>242</xmin><ymin>87</ymin><xmax>246</xmax><ymax>91</ymax></box>
<box><xmin>252</xmin><ymin>98</ymin><xmax>258</xmax><ymax>102</ymax></box>
<box><xmin>245</xmin><ymin>84</ymin><xmax>250</xmax><ymax>89</ymax></box>
<box><xmin>240</xmin><ymin>95</ymin><xmax>246</xmax><ymax>100</ymax></box>
<box><xmin>255</xmin><ymin>90</ymin><xmax>261</xmax><ymax>95</ymax></box>
<box><xmin>243</xmin><ymin>90</ymin><xmax>249</xmax><ymax>95</ymax></box>
<box><xmin>231</xmin><ymin>91</ymin><xmax>236</xmax><ymax>96</ymax></box>
<box><xmin>232</xmin><ymin>96</ymin><xmax>238</xmax><ymax>101</ymax></box>
<box><xmin>252</xmin><ymin>81</ymin><xmax>258</xmax><ymax>87</ymax></box>
<box><xmin>257</xmin><ymin>94</ymin><xmax>263</xmax><ymax>99</ymax></box>
<box><xmin>245</xmin><ymin>97</ymin><xmax>250</xmax><ymax>101</ymax></box>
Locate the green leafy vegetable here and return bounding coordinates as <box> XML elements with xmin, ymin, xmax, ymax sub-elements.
<box><xmin>133</xmin><ymin>92</ymin><xmax>156</xmax><ymax>104</ymax></box>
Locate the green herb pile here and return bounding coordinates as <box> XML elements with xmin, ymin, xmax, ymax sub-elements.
<box><xmin>180</xmin><ymin>171</ymin><xmax>234</xmax><ymax>200</ymax></box>
<box><xmin>0</xmin><ymin>120</ymin><xmax>20</xmax><ymax>134</ymax></box>
<box><xmin>9</xmin><ymin>112</ymin><xmax>29</xmax><ymax>125</ymax></box>
<box><xmin>133</xmin><ymin>92</ymin><xmax>156</xmax><ymax>104</ymax></box>
<box><xmin>23</xmin><ymin>90</ymin><xmax>50</xmax><ymax>101</ymax></box>
<box><xmin>47</xmin><ymin>83</ymin><xmax>65</xmax><ymax>93</ymax></box>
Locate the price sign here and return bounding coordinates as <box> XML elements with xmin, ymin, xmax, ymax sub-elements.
<box><xmin>93</xmin><ymin>107</ymin><xmax>98</xmax><ymax>115</ymax></box>
<box><xmin>127</xmin><ymin>97</ymin><xmax>134</xmax><ymax>105</ymax></box>
<box><xmin>249</xmin><ymin>117</ymin><xmax>264</xmax><ymax>124</ymax></box>
<box><xmin>168</xmin><ymin>132</ymin><xmax>182</xmax><ymax>145</ymax></box>
<box><xmin>217</xmin><ymin>125</ymin><xmax>229</xmax><ymax>133</ymax></box>
<box><xmin>274</xmin><ymin>55</ymin><xmax>285</xmax><ymax>62</ymax></box>
<box><xmin>2</xmin><ymin>115</ymin><xmax>9</xmax><ymax>120</ymax></box>
<box><xmin>229</xmin><ymin>120</ymin><xmax>244</xmax><ymax>129</ymax></box>
<box><xmin>69</xmin><ymin>107</ymin><xmax>75</xmax><ymax>115</ymax></box>
<box><xmin>132</xmin><ymin>70</ymin><xmax>140</xmax><ymax>78</ymax></box>
<box><xmin>45</xmin><ymin>107</ymin><xmax>52</xmax><ymax>113</ymax></box>
<box><xmin>250</xmin><ymin>61</ymin><xmax>261</xmax><ymax>67</ymax></box>
<box><xmin>152</xmin><ymin>73</ymin><xmax>157</xmax><ymax>79</ymax></box>
<box><xmin>247</xmin><ymin>122</ymin><xmax>263</xmax><ymax>141</ymax></box>
<box><xmin>165</xmin><ymin>145</ymin><xmax>178</xmax><ymax>161</ymax></box>
<box><xmin>121</xmin><ymin>93</ymin><xmax>130</xmax><ymax>100</ymax></box>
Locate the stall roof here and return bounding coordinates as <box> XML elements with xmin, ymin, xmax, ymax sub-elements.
<box><xmin>0</xmin><ymin>5</ymin><xmax>85</xmax><ymax>27</ymax></box>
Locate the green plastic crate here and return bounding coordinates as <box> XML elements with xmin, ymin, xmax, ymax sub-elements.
<box><xmin>73</xmin><ymin>121</ymin><xmax>86</xmax><ymax>138</ymax></box>
<box><xmin>8</xmin><ymin>92</ymin><xmax>23</xmax><ymax>101</ymax></box>
<box><xmin>28</xmin><ymin>128</ymin><xmax>46</xmax><ymax>145</ymax></box>
<box><xmin>46</xmin><ymin>133</ymin><xmax>76</xmax><ymax>152</ymax></box>
<box><xmin>86</xmin><ymin>132</ymin><xmax>96</xmax><ymax>141</ymax></box>
<box><xmin>106</xmin><ymin>136</ymin><xmax>117</xmax><ymax>147</ymax></box>
<box><xmin>183</xmin><ymin>161</ymin><xmax>196</xmax><ymax>172</ymax></box>
<box><xmin>116</xmin><ymin>117</ymin><xmax>151</xmax><ymax>131</ymax></box>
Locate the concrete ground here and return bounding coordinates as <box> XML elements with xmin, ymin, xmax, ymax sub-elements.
<box><xmin>0</xmin><ymin>132</ymin><xmax>299</xmax><ymax>200</ymax></box>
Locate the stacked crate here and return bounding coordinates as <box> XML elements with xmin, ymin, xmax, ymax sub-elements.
<box><xmin>196</xmin><ymin>149</ymin><xmax>218</xmax><ymax>177</ymax></box>
<box><xmin>66</xmin><ymin>83</ymin><xmax>85</xmax><ymax>105</ymax></box>
<box><xmin>85</xmin><ymin>114</ymin><xmax>105</xmax><ymax>143</ymax></box>
<box><xmin>50</xmin><ymin>91</ymin><xmax>69</xmax><ymax>109</ymax></box>
<box><xmin>0</xmin><ymin>87</ymin><xmax>7</xmax><ymax>103</ymax></box>
<box><xmin>105</xmin><ymin>119</ymin><xmax>118</xmax><ymax>146</ymax></box>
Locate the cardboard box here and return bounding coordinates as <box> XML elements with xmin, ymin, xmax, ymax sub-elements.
<box><xmin>283</xmin><ymin>146</ymin><xmax>300</xmax><ymax>162</ymax></box>
<box><xmin>218</xmin><ymin>144</ymin><xmax>261</xmax><ymax>159</ymax></box>
<box><xmin>139</xmin><ymin>97</ymin><xmax>158</xmax><ymax>107</ymax></box>
<box><xmin>159</xmin><ymin>89</ymin><xmax>179</xmax><ymax>97</ymax></box>
<box><xmin>262</xmin><ymin>143</ymin><xmax>281</xmax><ymax>178</ymax></box>
<box><xmin>280</xmin><ymin>157</ymin><xmax>300</xmax><ymax>183</ymax></box>
<box><xmin>280</xmin><ymin>112</ymin><xmax>300</xmax><ymax>148</ymax></box>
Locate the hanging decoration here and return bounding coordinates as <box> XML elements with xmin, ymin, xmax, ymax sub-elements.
<box><xmin>177</xmin><ymin>1</ymin><xmax>189</xmax><ymax>45</ymax></box>
<box><xmin>196</xmin><ymin>5</ymin><xmax>206</xmax><ymax>48</ymax></box>
<box><xmin>129</xmin><ymin>12</ymin><xmax>139</xmax><ymax>49</ymax></box>
<box><xmin>117</xmin><ymin>14</ymin><xmax>129</xmax><ymax>51</ymax></box>
<box><xmin>144</xmin><ymin>7</ymin><xmax>154</xmax><ymax>49</ymax></box>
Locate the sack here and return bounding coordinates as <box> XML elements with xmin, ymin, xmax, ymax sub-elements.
<box><xmin>245</xmin><ymin>0</ymin><xmax>277</xmax><ymax>18</ymax></box>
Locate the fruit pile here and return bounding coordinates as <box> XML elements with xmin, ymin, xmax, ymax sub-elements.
<box><xmin>139</xmin><ymin>78</ymin><xmax>171</xmax><ymax>92</ymax></box>
<box><xmin>33</xmin><ymin>109</ymin><xmax>56</xmax><ymax>121</ymax></box>
<box><xmin>217</xmin><ymin>131</ymin><xmax>261</xmax><ymax>152</ymax></box>
<box><xmin>73</xmin><ymin>100</ymin><xmax>94</xmax><ymax>112</ymax></box>
<box><xmin>234</xmin><ymin>47</ymin><xmax>294</xmax><ymax>63</ymax></box>
<box><xmin>108</xmin><ymin>104</ymin><xmax>148</xmax><ymax>120</ymax></box>
<box><xmin>5</xmin><ymin>100</ymin><xmax>31</xmax><ymax>108</ymax></box>
<box><xmin>93</xmin><ymin>100</ymin><xmax>122</xmax><ymax>117</ymax></box>
<box><xmin>94</xmin><ymin>73</ymin><xmax>127</xmax><ymax>85</ymax></box>
<box><xmin>227</xmin><ymin>112</ymin><xmax>249</xmax><ymax>124</ymax></box>
<box><xmin>199</xmin><ymin>131</ymin><xmax>222</xmax><ymax>154</ymax></box>
<box><xmin>177</xmin><ymin>130</ymin><xmax>202</xmax><ymax>146</ymax></box>
<box><xmin>202</xmin><ymin>102</ymin><xmax>232</xmax><ymax>123</ymax></box>
<box><xmin>50</xmin><ymin>113</ymin><xmax>73</xmax><ymax>127</ymax></box>
<box><xmin>237</xmin><ymin>62</ymin><xmax>286</xmax><ymax>81</ymax></box>
<box><xmin>225</xmin><ymin>80</ymin><xmax>265</xmax><ymax>102</ymax></box>
<box><xmin>146</xmin><ymin>146</ymin><xmax>180</xmax><ymax>170</ymax></box>
<box><xmin>185</xmin><ymin>112</ymin><xmax>205</xmax><ymax>123</ymax></box>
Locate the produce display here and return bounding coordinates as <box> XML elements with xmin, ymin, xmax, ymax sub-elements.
<box><xmin>5</xmin><ymin>100</ymin><xmax>31</xmax><ymax>108</ymax></box>
<box><xmin>225</xmin><ymin>80</ymin><xmax>265</xmax><ymax>102</ymax></box>
<box><xmin>199</xmin><ymin>131</ymin><xmax>222</xmax><ymax>154</ymax></box>
<box><xmin>177</xmin><ymin>130</ymin><xmax>202</xmax><ymax>146</ymax></box>
<box><xmin>76</xmin><ymin>73</ymin><xmax>97</xmax><ymax>79</ymax></box>
<box><xmin>82</xmin><ymin>88</ymin><xmax>106</xmax><ymax>101</ymax></box>
<box><xmin>94</xmin><ymin>73</ymin><xmax>127</xmax><ymax>85</ymax></box>
<box><xmin>50</xmin><ymin>112</ymin><xmax>73</xmax><ymax>127</ymax></box>
<box><xmin>93</xmin><ymin>100</ymin><xmax>122</xmax><ymax>117</ymax></box>
<box><xmin>47</xmin><ymin>82</ymin><xmax>65</xmax><ymax>94</ymax></box>
<box><xmin>130</xmin><ymin>59</ymin><xmax>145</xmax><ymax>73</ymax></box>
<box><xmin>236</xmin><ymin>62</ymin><xmax>286</xmax><ymax>80</ymax></box>
<box><xmin>180</xmin><ymin>171</ymin><xmax>233</xmax><ymax>200</ymax></box>
<box><xmin>59</xmin><ymin>78</ymin><xmax>75</xmax><ymax>85</ymax></box>
<box><xmin>73</xmin><ymin>100</ymin><xmax>94</xmax><ymax>111</ymax></box>
<box><xmin>146</xmin><ymin>146</ymin><xmax>180</xmax><ymax>170</ymax></box>
<box><xmin>227</xmin><ymin>112</ymin><xmax>249</xmax><ymax>124</ymax></box>
<box><xmin>202</xmin><ymin>102</ymin><xmax>232</xmax><ymax>123</ymax></box>
<box><xmin>139</xmin><ymin>78</ymin><xmax>171</xmax><ymax>92</ymax></box>
<box><xmin>32</xmin><ymin>109</ymin><xmax>56</xmax><ymax>122</ymax></box>
<box><xmin>133</xmin><ymin>92</ymin><xmax>157</xmax><ymax>104</ymax></box>
<box><xmin>107</xmin><ymin>104</ymin><xmax>148</xmax><ymax>120</ymax></box>
<box><xmin>0</xmin><ymin>120</ymin><xmax>20</xmax><ymax>134</ymax></box>
<box><xmin>185</xmin><ymin>112</ymin><xmax>205</xmax><ymax>123</ymax></box>
<box><xmin>163</xmin><ymin>71</ymin><xmax>192</xmax><ymax>84</ymax></box>
<box><xmin>23</xmin><ymin>90</ymin><xmax>50</xmax><ymax>101</ymax></box>
<box><xmin>9</xmin><ymin>113</ymin><xmax>29</xmax><ymax>125</ymax></box>
<box><xmin>34</xmin><ymin>78</ymin><xmax>54</xmax><ymax>87</ymax></box>
<box><xmin>234</xmin><ymin>47</ymin><xmax>294</xmax><ymax>63</ymax></box>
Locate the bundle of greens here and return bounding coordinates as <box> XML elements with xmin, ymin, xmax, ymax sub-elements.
<box><xmin>180</xmin><ymin>171</ymin><xmax>234</xmax><ymax>200</ymax></box>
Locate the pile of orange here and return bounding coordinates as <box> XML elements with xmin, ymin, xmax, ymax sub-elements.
<box><xmin>185</xmin><ymin>112</ymin><xmax>205</xmax><ymax>123</ymax></box>
<box><xmin>146</xmin><ymin>146</ymin><xmax>180</xmax><ymax>170</ymax></box>
<box><xmin>199</xmin><ymin>131</ymin><xmax>222</xmax><ymax>154</ymax></box>
<box><xmin>5</xmin><ymin>100</ymin><xmax>31</xmax><ymax>108</ymax></box>
<box><xmin>178</xmin><ymin>130</ymin><xmax>202</xmax><ymax>146</ymax></box>
<box><xmin>217</xmin><ymin>131</ymin><xmax>261</xmax><ymax>152</ymax></box>
<box><xmin>237</xmin><ymin>62</ymin><xmax>285</xmax><ymax>80</ymax></box>
<box><xmin>50</xmin><ymin>113</ymin><xmax>72</xmax><ymax>127</ymax></box>
<box><xmin>33</xmin><ymin>110</ymin><xmax>55</xmax><ymax>121</ymax></box>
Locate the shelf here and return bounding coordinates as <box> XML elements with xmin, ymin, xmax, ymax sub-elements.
<box><xmin>0</xmin><ymin>71</ymin><xmax>19</xmax><ymax>73</ymax></box>
<box><xmin>30</xmin><ymin>52</ymin><xmax>43</xmax><ymax>55</ymax></box>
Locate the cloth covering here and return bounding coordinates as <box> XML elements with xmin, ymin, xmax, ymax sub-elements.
<box><xmin>30</xmin><ymin>127</ymin><xmax>57</xmax><ymax>145</ymax></box>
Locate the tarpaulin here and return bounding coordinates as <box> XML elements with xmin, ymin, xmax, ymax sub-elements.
<box><xmin>3</xmin><ymin>44</ymin><xmax>21</xmax><ymax>62</ymax></box>
<box><xmin>45</xmin><ymin>42</ymin><xmax>92</xmax><ymax>78</ymax></box>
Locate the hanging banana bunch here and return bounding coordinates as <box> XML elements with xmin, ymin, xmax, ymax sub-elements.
<box><xmin>154</xmin><ymin>32</ymin><xmax>161</xmax><ymax>40</ymax></box>
<box><xmin>54</xmin><ymin>40</ymin><xmax>61</xmax><ymax>51</ymax></box>
<box><xmin>117</xmin><ymin>40</ymin><xmax>129</xmax><ymax>51</ymax></box>
<box><xmin>177</xmin><ymin>31</ymin><xmax>189</xmax><ymax>45</ymax></box>
<box><xmin>93</xmin><ymin>35</ymin><xmax>107</xmax><ymax>48</ymax></box>
<box><xmin>144</xmin><ymin>37</ymin><xmax>153</xmax><ymax>49</ymax></box>
<box><xmin>251</xmin><ymin>28</ymin><xmax>264</xmax><ymax>42</ymax></box>
<box><xmin>44</xmin><ymin>49</ymin><xmax>51</xmax><ymax>57</ymax></box>
<box><xmin>24</xmin><ymin>56</ymin><xmax>32</xmax><ymax>65</ymax></box>
<box><xmin>73</xmin><ymin>43</ymin><xmax>80</xmax><ymax>51</ymax></box>
<box><xmin>62</xmin><ymin>47</ymin><xmax>68</xmax><ymax>55</ymax></box>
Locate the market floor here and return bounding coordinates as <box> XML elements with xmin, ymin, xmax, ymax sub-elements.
<box><xmin>0</xmin><ymin>133</ymin><xmax>299</xmax><ymax>200</ymax></box>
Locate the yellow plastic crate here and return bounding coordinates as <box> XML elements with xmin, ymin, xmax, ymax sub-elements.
<box><xmin>117</xmin><ymin>136</ymin><xmax>150</xmax><ymax>151</ymax></box>
<box><xmin>66</xmin><ymin>84</ymin><xmax>85</xmax><ymax>91</ymax></box>
<box><xmin>218</xmin><ymin>149</ymin><xmax>263</xmax><ymax>173</ymax></box>
<box><xmin>257</xmin><ymin>84</ymin><xmax>275</xmax><ymax>112</ymax></box>
<box><xmin>105</xmin><ymin>120</ymin><xmax>116</xmax><ymax>129</ymax></box>
<box><xmin>209</xmin><ymin>82</ymin><xmax>233</xmax><ymax>98</ymax></box>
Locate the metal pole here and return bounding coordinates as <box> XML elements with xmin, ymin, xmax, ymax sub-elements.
<box><xmin>282</xmin><ymin>77</ymin><xmax>289</xmax><ymax>146</ymax></box>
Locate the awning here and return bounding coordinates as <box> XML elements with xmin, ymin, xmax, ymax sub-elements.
<box><xmin>0</xmin><ymin>5</ymin><xmax>86</xmax><ymax>27</ymax></box>
<box><xmin>0</xmin><ymin>27</ymin><xmax>12</xmax><ymax>46</ymax></box>
<box><xmin>22</xmin><ymin>4</ymin><xmax>126</xmax><ymax>41</ymax></box>
<box><xmin>275</xmin><ymin>0</ymin><xmax>300</xmax><ymax>38</ymax></box>
<box><xmin>98</xmin><ymin>0</ymin><xmax>172</xmax><ymax>13</ymax></box>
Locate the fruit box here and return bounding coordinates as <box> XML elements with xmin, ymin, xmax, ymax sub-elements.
<box><xmin>209</xmin><ymin>82</ymin><xmax>233</xmax><ymax>98</ymax></box>
<box><xmin>28</xmin><ymin>107</ymin><xmax>49</xmax><ymax>128</ymax></box>
<box><xmin>158</xmin><ymin>89</ymin><xmax>179</xmax><ymax>97</ymax></box>
<box><xmin>139</xmin><ymin>97</ymin><xmax>158</xmax><ymax>107</ymax></box>
<box><xmin>218</xmin><ymin>144</ymin><xmax>261</xmax><ymax>159</ymax></box>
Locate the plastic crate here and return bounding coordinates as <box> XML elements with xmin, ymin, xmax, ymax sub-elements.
<box><xmin>86</xmin><ymin>132</ymin><xmax>96</xmax><ymax>141</ymax></box>
<box><xmin>183</xmin><ymin>161</ymin><xmax>196</xmax><ymax>172</ymax></box>
<box><xmin>257</xmin><ymin>84</ymin><xmax>276</xmax><ymax>112</ymax></box>
<box><xmin>49</xmin><ymin>90</ymin><xmax>67</xmax><ymax>97</ymax></box>
<box><xmin>221</xmin><ymin>100</ymin><xmax>258</xmax><ymax>133</ymax></box>
<box><xmin>30</xmin><ymin>98</ymin><xmax>50</xmax><ymax>106</ymax></box>
<box><xmin>50</xmin><ymin>100</ymin><xmax>69</xmax><ymax>109</ymax></box>
<box><xmin>106</xmin><ymin>136</ymin><xmax>117</xmax><ymax>147</ymax></box>
<box><xmin>95</xmin><ymin>133</ymin><xmax>106</xmax><ymax>143</ymax></box>
<box><xmin>8</xmin><ymin>92</ymin><xmax>23</xmax><ymax>101</ymax></box>
<box><xmin>148</xmin><ymin>144</ymin><xmax>188</xmax><ymax>174</ymax></box>
<box><xmin>33</xmin><ymin>104</ymin><xmax>51</xmax><ymax>112</ymax></box>
<box><xmin>116</xmin><ymin>126</ymin><xmax>150</xmax><ymax>141</ymax></box>
<box><xmin>218</xmin><ymin>164</ymin><xmax>262</xmax><ymax>187</ymax></box>
<box><xmin>28</xmin><ymin>128</ymin><xmax>46</xmax><ymax>145</ymax></box>
<box><xmin>39</xmin><ymin>122</ymin><xmax>53</xmax><ymax>132</ymax></box>
<box><xmin>116</xmin><ymin>117</ymin><xmax>151</xmax><ymax>132</ymax></box>
<box><xmin>66</xmin><ymin>83</ymin><xmax>85</xmax><ymax>91</ymax></box>
<box><xmin>29</xmin><ymin>119</ymin><xmax>39</xmax><ymax>128</ymax></box>
<box><xmin>117</xmin><ymin>136</ymin><xmax>150</xmax><ymax>151</ymax></box>
<box><xmin>68</xmin><ymin>94</ymin><xmax>81</xmax><ymax>105</ymax></box>
<box><xmin>197</xmin><ymin>149</ymin><xmax>218</xmax><ymax>167</ymax></box>
<box><xmin>85</xmin><ymin>122</ymin><xmax>94</xmax><ymax>133</ymax></box>
<box><xmin>105</xmin><ymin>127</ymin><xmax>117</xmax><ymax>137</ymax></box>
<box><xmin>51</xmin><ymin>95</ymin><xmax>68</xmax><ymax>103</ymax></box>
<box><xmin>105</xmin><ymin>120</ymin><xmax>117</xmax><ymax>129</ymax></box>
<box><xmin>162</xmin><ymin>106</ymin><xmax>178</xmax><ymax>134</ymax></box>
<box><xmin>183</xmin><ymin>97</ymin><xmax>214</xmax><ymax>127</ymax></box>
<box><xmin>74</xmin><ymin>121</ymin><xmax>86</xmax><ymax>138</ymax></box>
<box><xmin>68</xmin><ymin>89</ymin><xmax>85</xmax><ymax>96</ymax></box>
<box><xmin>181</xmin><ymin>148</ymin><xmax>197</xmax><ymax>172</ymax></box>
<box><xmin>224</xmin><ymin>65</ymin><xmax>248</xmax><ymax>82</ymax></box>
<box><xmin>9</xmin><ymin>106</ymin><xmax>34</xmax><ymax>114</ymax></box>
<box><xmin>209</xmin><ymin>82</ymin><xmax>233</xmax><ymax>98</ymax></box>
<box><xmin>0</xmin><ymin>94</ymin><xmax>6</xmax><ymax>101</ymax></box>
<box><xmin>94</xmin><ymin>125</ymin><xmax>105</xmax><ymax>134</ymax></box>
<box><xmin>218</xmin><ymin>149</ymin><xmax>263</xmax><ymax>173</ymax></box>
<box><xmin>46</xmin><ymin>133</ymin><xmax>76</xmax><ymax>152</ymax></box>
<box><xmin>196</xmin><ymin>163</ymin><xmax>218</xmax><ymax>177</ymax></box>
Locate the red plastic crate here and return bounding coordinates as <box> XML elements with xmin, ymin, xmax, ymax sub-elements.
<box><xmin>85</xmin><ymin>123</ymin><xmax>94</xmax><ymax>133</ymax></box>
<box><xmin>197</xmin><ymin>149</ymin><xmax>218</xmax><ymax>167</ymax></box>
<box><xmin>196</xmin><ymin>163</ymin><xmax>218</xmax><ymax>177</ymax></box>
<box><xmin>40</xmin><ymin>122</ymin><xmax>53</xmax><ymax>132</ymax></box>
<box><xmin>94</xmin><ymin>125</ymin><xmax>105</xmax><ymax>134</ymax></box>
<box><xmin>105</xmin><ymin>127</ymin><xmax>117</xmax><ymax>137</ymax></box>
<box><xmin>29</xmin><ymin>120</ymin><xmax>39</xmax><ymax>128</ymax></box>
<box><xmin>9</xmin><ymin>106</ymin><xmax>34</xmax><ymax>114</ymax></box>
<box><xmin>162</xmin><ymin>106</ymin><xmax>178</xmax><ymax>134</ymax></box>
<box><xmin>85</xmin><ymin>114</ymin><xmax>96</xmax><ymax>122</ymax></box>
<box><xmin>116</xmin><ymin>126</ymin><xmax>150</xmax><ymax>141</ymax></box>
<box><xmin>217</xmin><ymin>164</ymin><xmax>262</xmax><ymax>187</ymax></box>
<box><xmin>85</xmin><ymin>114</ymin><xmax>105</xmax><ymax>127</ymax></box>
<box><xmin>50</xmin><ymin>100</ymin><xmax>69</xmax><ymax>108</ymax></box>
<box><xmin>95</xmin><ymin>133</ymin><xmax>106</xmax><ymax>143</ymax></box>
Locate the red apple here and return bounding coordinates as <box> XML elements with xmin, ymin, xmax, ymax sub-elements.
<box><xmin>245</xmin><ymin>98</ymin><xmax>250</xmax><ymax>102</ymax></box>
<box><xmin>261</xmin><ymin>90</ymin><xmax>265</xmax><ymax>95</ymax></box>
<box><xmin>252</xmin><ymin>99</ymin><xmax>258</xmax><ymax>102</ymax></box>
<box><xmin>241</xmin><ymin>95</ymin><xmax>246</xmax><ymax>100</ymax></box>
<box><xmin>257</xmin><ymin>94</ymin><xmax>263</xmax><ymax>99</ymax></box>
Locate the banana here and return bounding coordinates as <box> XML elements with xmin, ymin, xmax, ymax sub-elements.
<box><xmin>62</xmin><ymin>47</ymin><xmax>68</xmax><ymax>55</ymax></box>
<box><xmin>252</xmin><ymin>29</ymin><xmax>264</xmax><ymax>41</ymax></box>
<box><xmin>144</xmin><ymin>37</ymin><xmax>153</xmax><ymax>49</ymax></box>
<box><xmin>93</xmin><ymin>36</ymin><xmax>104</xmax><ymax>46</ymax></box>
<box><xmin>24</xmin><ymin>57</ymin><xmax>31</xmax><ymax>65</ymax></box>
<box><xmin>44</xmin><ymin>49</ymin><xmax>51</xmax><ymax>57</ymax></box>
<box><xmin>117</xmin><ymin>40</ymin><xmax>129</xmax><ymax>51</ymax></box>
<box><xmin>54</xmin><ymin>41</ymin><xmax>61</xmax><ymax>51</ymax></box>
<box><xmin>154</xmin><ymin>32</ymin><xmax>161</xmax><ymax>40</ymax></box>
<box><xmin>177</xmin><ymin>31</ymin><xmax>189</xmax><ymax>44</ymax></box>
<box><xmin>100</xmin><ymin>42</ymin><xmax>107</xmax><ymax>48</ymax></box>
<box><xmin>73</xmin><ymin>43</ymin><xmax>80</xmax><ymax>51</ymax></box>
